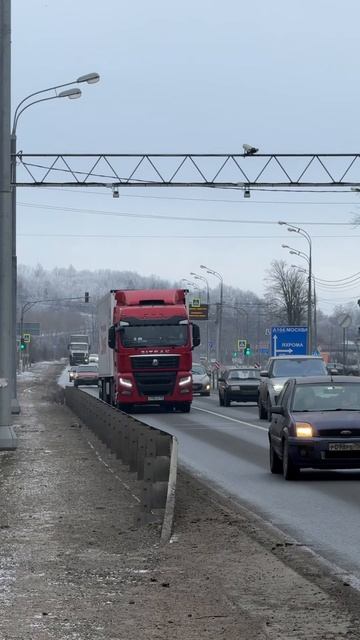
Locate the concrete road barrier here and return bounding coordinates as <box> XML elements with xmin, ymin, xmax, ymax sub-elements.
<box><xmin>64</xmin><ymin>387</ymin><xmax>178</xmax><ymax>542</ymax></box>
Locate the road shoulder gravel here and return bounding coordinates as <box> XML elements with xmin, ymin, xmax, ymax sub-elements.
<box><xmin>0</xmin><ymin>361</ymin><xmax>359</xmax><ymax>639</ymax></box>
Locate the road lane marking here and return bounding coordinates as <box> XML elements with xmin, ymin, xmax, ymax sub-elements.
<box><xmin>192</xmin><ymin>406</ymin><xmax>268</xmax><ymax>432</ymax></box>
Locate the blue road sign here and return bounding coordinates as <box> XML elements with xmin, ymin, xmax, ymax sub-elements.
<box><xmin>259</xmin><ymin>347</ymin><xmax>269</xmax><ymax>355</ymax></box>
<box><xmin>271</xmin><ymin>326</ymin><xmax>308</xmax><ymax>357</ymax></box>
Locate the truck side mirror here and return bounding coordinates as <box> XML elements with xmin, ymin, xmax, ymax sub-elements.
<box><xmin>192</xmin><ymin>323</ymin><xmax>201</xmax><ymax>348</ymax></box>
<box><xmin>108</xmin><ymin>325</ymin><xmax>116</xmax><ymax>349</ymax></box>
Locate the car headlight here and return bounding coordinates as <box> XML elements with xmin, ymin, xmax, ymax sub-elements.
<box><xmin>179</xmin><ymin>375</ymin><xmax>192</xmax><ymax>387</ymax></box>
<box><xmin>295</xmin><ymin>422</ymin><xmax>313</xmax><ymax>438</ymax></box>
<box><xmin>119</xmin><ymin>377</ymin><xmax>133</xmax><ymax>388</ymax></box>
<box><xmin>205</xmin><ymin>384</ymin><xmax>210</xmax><ymax>390</ymax></box>
<box><xmin>273</xmin><ymin>383</ymin><xmax>284</xmax><ymax>393</ymax></box>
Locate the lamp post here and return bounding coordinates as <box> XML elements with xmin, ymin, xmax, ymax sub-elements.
<box><xmin>0</xmin><ymin>0</ymin><xmax>16</xmax><ymax>447</ymax></box>
<box><xmin>291</xmin><ymin>264</ymin><xmax>317</xmax><ymax>354</ymax></box>
<box><xmin>201</xmin><ymin>265</ymin><xmax>224</xmax><ymax>364</ymax></box>
<box><xmin>280</xmin><ymin>221</ymin><xmax>313</xmax><ymax>354</ymax></box>
<box><xmin>191</xmin><ymin>272</ymin><xmax>210</xmax><ymax>364</ymax></box>
<box><xmin>180</xmin><ymin>278</ymin><xmax>201</xmax><ymax>293</ymax></box>
<box><xmin>11</xmin><ymin>72</ymin><xmax>100</xmax><ymax>412</ymax></box>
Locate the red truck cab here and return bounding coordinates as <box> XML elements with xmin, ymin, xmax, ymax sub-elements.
<box><xmin>98</xmin><ymin>289</ymin><xmax>200</xmax><ymax>412</ymax></box>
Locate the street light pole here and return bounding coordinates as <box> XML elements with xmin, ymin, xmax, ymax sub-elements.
<box><xmin>201</xmin><ymin>265</ymin><xmax>223</xmax><ymax>364</ymax></box>
<box><xmin>0</xmin><ymin>0</ymin><xmax>16</xmax><ymax>447</ymax></box>
<box><xmin>10</xmin><ymin>73</ymin><xmax>99</xmax><ymax>412</ymax></box>
<box><xmin>280</xmin><ymin>222</ymin><xmax>313</xmax><ymax>354</ymax></box>
<box><xmin>191</xmin><ymin>272</ymin><xmax>210</xmax><ymax>364</ymax></box>
<box><xmin>292</xmin><ymin>264</ymin><xmax>317</xmax><ymax>353</ymax></box>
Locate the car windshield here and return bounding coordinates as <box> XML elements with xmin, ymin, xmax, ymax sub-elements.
<box><xmin>292</xmin><ymin>383</ymin><xmax>360</xmax><ymax>412</ymax></box>
<box><xmin>78</xmin><ymin>366</ymin><xmax>98</xmax><ymax>373</ymax></box>
<box><xmin>228</xmin><ymin>369</ymin><xmax>260</xmax><ymax>380</ymax></box>
<box><xmin>192</xmin><ymin>364</ymin><xmax>206</xmax><ymax>375</ymax></box>
<box><xmin>120</xmin><ymin>325</ymin><xmax>188</xmax><ymax>348</ymax></box>
<box><xmin>272</xmin><ymin>358</ymin><xmax>326</xmax><ymax>377</ymax></box>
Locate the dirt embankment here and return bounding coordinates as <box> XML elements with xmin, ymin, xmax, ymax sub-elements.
<box><xmin>0</xmin><ymin>362</ymin><xmax>358</xmax><ymax>639</ymax></box>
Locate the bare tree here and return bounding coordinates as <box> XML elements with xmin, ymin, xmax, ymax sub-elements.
<box><xmin>265</xmin><ymin>260</ymin><xmax>308</xmax><ymax>325</ymax></box>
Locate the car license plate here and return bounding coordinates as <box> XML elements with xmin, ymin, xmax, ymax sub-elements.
<box><xmin>329</xmin><ymin>443</ymin><xmax>360</xmax><ymax>451</ymax></box>
<box><xmin>148</xmin><ymin>395</ymin><xmax>164</xmax><ymax>401</ymax></box>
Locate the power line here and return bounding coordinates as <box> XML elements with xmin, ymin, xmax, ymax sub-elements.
<box><xmin>38</xmin><ymin>185</ymin><xmax>360</xmax><ymax>206</ymax></box>
<box><xmin>17</xmin><ymin>201</ymin><xmax>355</xmax><ymax>226</ymax></box>
<box><xmin>17</xmin><ymin>232</ymin><xmax>360</xmax><ymax>239</ymax></box>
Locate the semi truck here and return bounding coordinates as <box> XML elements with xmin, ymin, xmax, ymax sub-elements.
<box><xmin>68</xmin><ymin>334</ymin><xmax>90</xmax><ymax>366</ymax></box>
<box><xmin>97</xmin><ymin>289</ymin><xmax>200</xmax><ymax>412</ymax></box>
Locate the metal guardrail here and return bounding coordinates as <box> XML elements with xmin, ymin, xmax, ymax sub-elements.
<box><xmin>64</xmin><ymin>388</ymin><xmax>177</xmax><ymax>542</ymax></box>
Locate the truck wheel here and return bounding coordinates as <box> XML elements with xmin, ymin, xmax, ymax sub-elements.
<box><xmin>179</xmin><ymin>402</ymin><xmax>191</xmax><ymax>413</ymax></box>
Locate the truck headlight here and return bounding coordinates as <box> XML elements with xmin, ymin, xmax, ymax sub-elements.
<box><xmin>295</xmin><ymin>423</ymin><xmax>313</xmax><ymax>438</ymax></box>
<box><xmin>119</xmin><ymin>377</ymin><xmax>133</xmax><ymax>388</ymax></box>
<box><xmin>179</xmin><ymin>375</ymin><xmax>192</xmax><ymax>387</ymax></box>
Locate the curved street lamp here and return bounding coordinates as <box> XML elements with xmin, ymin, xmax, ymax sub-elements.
<box><xmin>280</xmin><ymin>221</ymin><xmax>313</xmax><ymax>354</ymax></box>
<box><xmin>190</xmin><ymin>272</ymin><xmax>210</xmax><ymax>363</ymax></box>
<box><xmin>200</xmin><ymin>265</ymin><xmax>224</xmax><ymax>363</ymax></box>
<box><xmin>11</xmin><ymin>73</ymin><xmax>100</xmax><ymax>413</ymax></box>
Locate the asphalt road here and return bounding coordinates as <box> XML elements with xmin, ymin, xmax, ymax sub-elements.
<box><xmin>58</xmin><ymin>369</ymin><xmax>360</xmax><ymax>581</ymax></box>
<box><xmin>132</xmin><ymin>393</ymin><xmax>360</xmax><ymax>582</ymax></box>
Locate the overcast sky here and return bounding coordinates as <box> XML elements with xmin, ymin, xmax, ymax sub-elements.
<box><xmin>12</xmin><ymin>0</ymin><xmax>360</xmax><ymax>311</ymax></box>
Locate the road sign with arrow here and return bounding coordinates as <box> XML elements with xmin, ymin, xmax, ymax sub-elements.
<box><xmin>271</xmin><ymin>326</ymin><xmax>308</xmax><ymax>357</ymax></box>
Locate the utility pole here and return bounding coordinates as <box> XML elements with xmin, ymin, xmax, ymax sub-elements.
<box><xmin>0</xmin><ymin>0</ymin><xmax>16</xmax><ymax>448</ymax></box>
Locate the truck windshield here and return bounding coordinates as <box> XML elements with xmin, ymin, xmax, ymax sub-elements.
<box><xmin>70</xmin><ymin>343</ymin><xmax>88</xmax><ymax>350</ymax></box>
<box><xmin>120</xmin><ymin>325</ymin><xmax>188</xmax><ymax>348</ymax></box>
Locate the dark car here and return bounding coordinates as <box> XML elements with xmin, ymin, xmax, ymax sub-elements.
<box><xmin>73</xmin><ymin>365</ymin><xmax>98</xmax><ymax>388</ymax></box>
<box><xmin>218</xmin><ymin>368</ymin><xmax>260</xmax><ymax>406</ymax></box>
<box><xmin>269</xmin><ymin>376</ymin><xmax>360</xmax><ymax>480</ymax></box>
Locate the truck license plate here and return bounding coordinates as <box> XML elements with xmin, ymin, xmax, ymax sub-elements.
<box><xmin>148</xmin><ymin>395</ymin><xmax>164</xmax><ymax>401</ymax></box>
<box><xmin>329</xmin><ymin>443</ymin><xmax>360</xmax><ymax>451</ymax></box>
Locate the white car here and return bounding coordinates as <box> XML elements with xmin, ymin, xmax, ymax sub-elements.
<box><xmin>192</xmin><ymin>363</ymin><xmax>211</xmax><ymax>396</ymax></box>
<box><xmin>89</xmin><ymin>353</ymin><xmax>99</xmax><ymax>363</ymax></box>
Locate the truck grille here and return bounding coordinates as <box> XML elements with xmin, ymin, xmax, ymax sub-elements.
<box><xmin>131</xmin><ymin>355</ymin><xmax>180</xmax><ymax>370</ymax></box>
<box><xmin>134</xmin><ymin>371</ymin><xmax>176</xmax><ymax>397</ymax></box>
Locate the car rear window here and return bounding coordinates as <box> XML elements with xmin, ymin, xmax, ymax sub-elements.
<box><xmin>272</xmin><ymin>359</ymin><xmax>326</xmax><ymax>377</ymax></box>
<box><xmin>228</xmin><ymin>370</ymin><xmax>260</xmax><ymax>380</ymax></box>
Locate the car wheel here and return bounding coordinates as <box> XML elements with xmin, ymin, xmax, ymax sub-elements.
<box><xmin>219</xmin><ymin>393</ymin><xmax>224</xmax><ymax>407</ymax></box>
<box><xmin>224</xmin><ymin>392</ymin><xmax>231</xmax><ymax>407</ymax></box>
<box><xmin>269</xmin><ymin>441</ymin><xmax>282</xmax><ymax>474</ymax></box>
<box><xmin>201</xmin><ymin>392</ymin><xmax>211</xmax><ymax>397</ymax></box>
<box><xmin>267</xmin><ymin>396</ymin><xmax>272</xmax><ymax>422</ymax></box>
<box><xmin>282</xmin><ymin>439</ymin><xmax>299</xmax><ymax>480</ymax></box>
<box><xmin>258</xmin><ymin>399</ymin><xmax>267</xmax><ymax>420</ymax></box>
<box><xmin>74</xmin><ymin>382</ymin><xmax>78</xmax><ymax>388</ymax></box>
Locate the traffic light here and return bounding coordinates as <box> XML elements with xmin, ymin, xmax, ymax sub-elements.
<box><xmin>244</xmin><ymin>342</ymin><xmax>251</xmax><ymax>356</ymax></box>
<box><xmin>20</xmin><ymin>338</ymin><xmax>26</xmax><ymax>351</ymax></box>
<box><xmin>84</xmin><ymin>291</ymin><xmax>90</xmax><ymax>303</ymax></box>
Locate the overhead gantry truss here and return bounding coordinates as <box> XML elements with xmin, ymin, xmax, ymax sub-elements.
<box><xmin>14</xmin><ymin>152</ymin><xmax>360</xmax><ymax>188</ymax></box>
